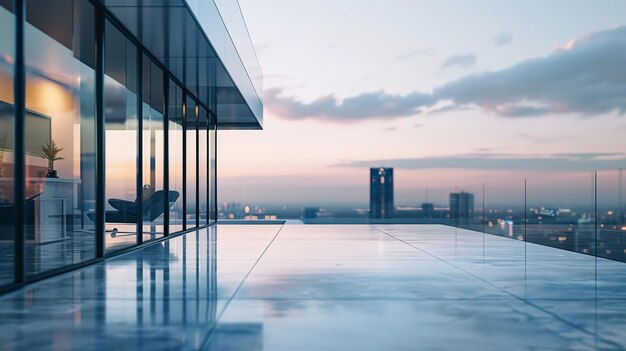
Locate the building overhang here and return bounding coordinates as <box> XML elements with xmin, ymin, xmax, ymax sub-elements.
<box><xmin>98</xmin><ymin>0</ymin><xmax>263</xmax><ymax>130</ymax></box>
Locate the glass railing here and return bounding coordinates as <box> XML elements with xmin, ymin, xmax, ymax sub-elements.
<box><xmin>219</xmin><ymin>169</ymin><xmax>626</xmax><ymax>262</ymax></box>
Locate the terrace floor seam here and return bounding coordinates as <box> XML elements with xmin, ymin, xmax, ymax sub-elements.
<box><xmin>199</xmin><ymin>223</ymin><xmax>284</xmax><ymax>349</ymax></box>
<box><xmin>370</xmin><ymin>225</ymin><xmax>620</xmax><ymax>350</ymax></box>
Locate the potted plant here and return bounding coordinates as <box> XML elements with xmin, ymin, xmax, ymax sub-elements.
<box><xmin>40</xmin><ymin>140</ymin><xmax>64</xmax><ymax>178</ymax></box>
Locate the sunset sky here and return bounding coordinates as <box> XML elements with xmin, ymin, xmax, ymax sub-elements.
<box><xmin>219</xmin><ymin>0</ymin><xmax>626</xmax><ymax>206</ymax></box>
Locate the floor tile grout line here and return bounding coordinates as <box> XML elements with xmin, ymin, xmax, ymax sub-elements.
<box><xmin>198</xmin><ymin>223</ymin><xmax>285</xmax><ymax>350</ymax></box>
<box><xmin>369</xmin><ymin>225</ymin><xmax>623</xmax><ymax>350</ymax></box>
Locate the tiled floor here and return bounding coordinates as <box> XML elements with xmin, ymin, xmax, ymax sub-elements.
<box><xmin>0</xmin><ymin>224</ymin><xmax>625</xmax><ymax>350</ymax></box>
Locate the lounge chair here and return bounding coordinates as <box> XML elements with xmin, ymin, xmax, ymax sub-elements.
<box><xmin>88</xmin><ymin>190</ymin><xmax>179</xmax><ymax>237</ymax></box>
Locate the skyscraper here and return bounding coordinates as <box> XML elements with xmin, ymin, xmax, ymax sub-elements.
<box><xmin>370</xmin><ymin>168</ymin><xmax>394</xmax><ymax>218</ymax></box>
<box><xmin>449</xmin><ymin>192</ymin><xmax>475</xmax><ymax>219</ymax></box>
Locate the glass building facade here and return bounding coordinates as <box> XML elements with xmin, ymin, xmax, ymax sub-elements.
<box><xmin>0</xmin><ymin>0</ymin><xmax>262</xmax><ymax>292</ymax></box>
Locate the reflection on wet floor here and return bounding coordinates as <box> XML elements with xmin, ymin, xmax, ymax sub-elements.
<box><xmin>0</xmin><ymin>224</ymin><xmax>625</xmax><ymax>350</ymax></box>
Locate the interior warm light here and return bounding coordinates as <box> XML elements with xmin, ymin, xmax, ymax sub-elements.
<box><xmin>27</xmin><ymin>78</ymin><xmax>73</xmax><ymax>113</ymax></box>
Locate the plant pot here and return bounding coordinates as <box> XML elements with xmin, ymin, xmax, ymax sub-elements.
<box><xmin>46</xmin><ymin>170</ymin><xmax>58</xmax><ymax>178</ymax></box>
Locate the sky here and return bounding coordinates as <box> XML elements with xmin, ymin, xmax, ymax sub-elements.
<box><xmin>219</xmin><ymin>0</ymin><xmax>626</xmax><ymax>206</ymax></box>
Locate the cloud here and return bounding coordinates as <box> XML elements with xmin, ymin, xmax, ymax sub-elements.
<box><xmin>493</xmin><ymin>32</ymin><xmax>513</xmax><ymax>47</ymax></box>
<box><xmin>426</xmin><ymin>105</ymin><xmax>473</xmax><ymax>115</ymax></box>
<box><xmin>267</xmin><ymin>26</ymin><xmax>626</xmax><ymax>122</ymax></box>
<box><xmin>441</xmin><ymin>54</ymin><xmax>476</xmax><ymax>69</ymax></box>
<box><xmin>334</xmin><ymin>152</ymin><xmax>626</xmax><ymax>171</ymax></box>
<box><xmin>382</xmin><ymin>126</ymin><xmax>397</xmax><ymax>132</ymax></box>
<box><xmin>265</xmin><ymin>88</ymin><xmax>434</xmax><ymax>122</ymax></box>
<box><xmin>433</xmin><ymin>26</ymin><xmax>626</xmax><ymax>117</ymax></box>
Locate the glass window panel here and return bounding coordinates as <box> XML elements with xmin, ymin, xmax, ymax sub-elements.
<box><xmin>185</xmin><ymin>98</ymin><xmax>197</xmax><ymax>229</ymax></box>
<box><xmin>0</xmin><ymin>1</ymin><xmax>14</xmax><ymax>284</ymax></box>
<box><xmin>596</xmin><ymin>170</ymin><xmax>625</xmax><ymax>261</ymax></box>
<box><xmin>198</xmin><ymin>107</ymin><xmax>208</xmax><ymax>226</ymax></box>
<box><xmin>167</xmin><ymin>81</ymin><xmax>183</xmax><ymax>232</ymax></box>
<box><xmin>104</xmin><ymin>20</ymin><xmax>138</xmax><ymax>252</ymax></box>
<box><xmin>141</xmin><ymin>55</ymin><xmax>164</xmax><ymax>241</ymax></box>
<box><xmin>24</xmin><ymin>0</ymin><xmax>97</xmax><ymax>274</ymax></box>
<box><xmin>526</xmin><ymin>172</ymin><xmax>596</xmax><ymax>255</ymax></box>
<box><xmin>209</xmin><ymin>113</ymin><xmax>216</xmax><ymax>224</ymax></box>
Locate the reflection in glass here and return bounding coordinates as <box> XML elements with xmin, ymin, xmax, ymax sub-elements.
<box><xmin>168</xmin><ymin>81</ymin><xmax>183</xmax><ymax>232</ymax></box>
<box><xmin>141</xmin><ymin>54</ymin><xmax>165</xmax><ymax>241</ymax></box>
<box><xmin>104</xmin><ymin>20</ymin><xmax>138</xmax><ymax>251</ymax></box>
<box><xmin>103</xmin><ymin>228</ymin><xmax>218</xmax><ymax>331</ymax></box>
<box><xmin>0</xmin><ymin>0</ymin><xmax>14</xmax><ymax>284</ymax></box>
<box><xmin>24</xmin><ymin>0</ymin><xmax>97</xmax><ymax>274</ymax></box>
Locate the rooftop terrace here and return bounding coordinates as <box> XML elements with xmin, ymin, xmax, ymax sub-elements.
<box><xmin>0</xmin><ymin>224</ymin><xmax>625</xmax><ymax>350</ymax></box>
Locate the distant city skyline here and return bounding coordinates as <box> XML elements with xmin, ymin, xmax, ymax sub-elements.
<box><xmin>220</xmin><ymin>0</ymin><xmax>626</xmax><ymax>204</ymax></box>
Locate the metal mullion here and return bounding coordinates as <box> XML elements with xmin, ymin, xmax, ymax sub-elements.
<box><xmin>136</xmin><ymin>51</ymin><xmax>143</xmax><ymax>245</ymax></box>
<box><xmin>214</xmin><ymin>113</ymin><xmax>218</xmax><ymax>224</ymax></box>
<box><xmin>13</xmin><ymin>0</ymin><xmax>25</xmax><ymax>283</ymax></box>
<box><xmin>163</xmin><ymin>75</ymin><xmax>170</xmax><ymax>236</ymax></box>
<box><xmin>207</xmin><ymin>114</ymin><xmax>211</xmax><ymax>225</ymax></box>
<box><xmin>95</xmin><ymin>4</ymin><xmax>105</xmax><ymax>258</ymax></box>
<box><xmin>182</xmin><ymin>94</ymin><xmax>187</xmax><ymax>231</ymax></box>
<box><xmin>195</xmin><ymin>105</ymin><xmax>199</xmax><ymax>228</ymax></box>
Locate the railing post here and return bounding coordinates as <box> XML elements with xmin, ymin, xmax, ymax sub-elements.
<box><xmin>594</xmin><ymin>171</ymin><xmax>598</xmax><ymax>259</ymax></box>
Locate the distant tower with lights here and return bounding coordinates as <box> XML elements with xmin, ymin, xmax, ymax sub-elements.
<box><xmin>370</xmin><ymin>167</ymin><xmax>394</xmax><ymax>219</ymax></box>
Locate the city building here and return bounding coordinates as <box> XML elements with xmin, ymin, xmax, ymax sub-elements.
<box><xmin>0</xmin><ymin>0</ymin><xmax>261</xmax><ymax>290</ymax></box>
<box><xmin>370</xmin><ymin>167</ymin><xmax>394</xmax><ymax>219</ymax></box>
<box><xmin>421</xmin><ymin>202</ymin><xmax>435</xmax><ymax>218</ymax></box>
<box><xmin>303</xmin><ymin>207</ymin><xmax>320</xmax><ymax>219</ymax></box>
<box><xmin>449</xmin><ymin>192</ymin><xmax>474</xmax><ymax>219</ymax></box>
